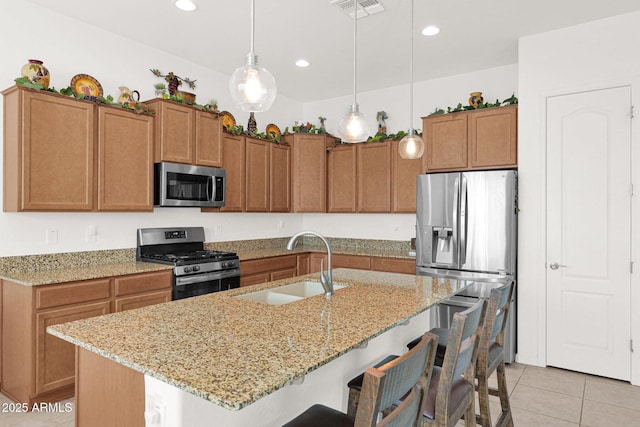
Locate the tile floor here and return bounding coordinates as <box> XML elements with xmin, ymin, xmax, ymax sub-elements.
<box><xmin>0</xmin><ymin>363</ymin><xmax>639</xmax><ymax>426</ymax></box>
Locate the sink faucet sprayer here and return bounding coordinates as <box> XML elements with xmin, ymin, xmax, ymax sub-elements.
<box><xmin>286</xmin><ymin>231</ymin><xmax>333</xmax><ymax>297</ymax></box>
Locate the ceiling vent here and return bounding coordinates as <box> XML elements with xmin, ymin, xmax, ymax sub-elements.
<box><xmin>330</xmin><ymin>0</ymin><xmax>385</xmax><ymax>19</ymax></box>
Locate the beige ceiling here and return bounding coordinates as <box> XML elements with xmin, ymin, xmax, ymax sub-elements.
<box><xmin>24</xmin><ymin>0</ymin><xmax>640</xmax><ymax>102</ymax></box>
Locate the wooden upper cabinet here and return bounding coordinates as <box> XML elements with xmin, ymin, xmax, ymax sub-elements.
<box><xmin>269</xmin><ymin>142</ymin><xmax>291</xmax><ymax>212</ymax></box>
<box><xmin>146</xmin><ymin>98</ymin><xmax>222</xmax><ymax>167</ymax></box>
<box><xmin>422</xmin><ymin>105</ymin><xmax>518</xmax><ymax>172</ymax></box>
<box><xmin>390</xmin><ymin>139</ymin><xmax>423</xmax><ymax>213</ymax></box>
<box><xmin>245</xmin><ymin>137</ymin><xmax>270</xmax><ymax>212</ymax></box>
<box><xmin>327</xmin><ymin>144</ymin><xmax>357</xmax><ymax>213</ymax></box>
<box><xmin>3</xmin><ymin>86</ymin><xmax>95</xmax><ymax>211</ymax></box>
<box><xmin>219</xmin><ymin>134</ymin><xmax>246</xmax><ymax>212</ymax></box>
<box><xmin>148</xmin><ymin>99</ymin><xmax>194</xmax><ymax>164</ymax></box>
<box><xmin>423</xmin><ymin>113</ymin><xmax>468</xmax><ymax>171</ymax></box>
<box><xmin>285</xmin><ymin>134</ymin><xmax>332</xmax><ymax>212</ymax></box>
<box><xmin>468</xmin><ymin>105</ymin><xmax>517</xmax><ymax>168</ymax></box>
<box><xmin>194</xmin><ymin>110</ymin><xmax>223</xmax><ymax>167</ymax></box>
<box><xmin>97</xmin><ymin>106</ymin><xmax>154</xmax><ymax>211</ymax></box>
<box><xmin>357</xmin><ymin>142</ymin><xmax>391</xmax><ymax>212</ymax></box>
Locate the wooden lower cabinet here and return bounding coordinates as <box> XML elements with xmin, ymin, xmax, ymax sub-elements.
<box><xmin>240</xmin><ymin>255</ymin><xmax>298</xmax><ymax>287</ymax></box>
<box><xmin>36</xmin><ymin>301</ymin><xmax>111</xmax><ymax>396</ymax></box>
<box><xmin>371</xmin><ymin>257</ymin><xmax>417</xmax><ymax>274</ymax></box>
<box><xmin>310</xmin><ymin>253</ymin><xmax>372</xmax><ymax>272</ymax></box>
<box><xmin>1</xmin><ymin>270</ymin><xmax>171</xmax><ymax>405</ymax></box>
<box><xmin>296</xmin><ymin>254</ymin><xmax>311</xmax><ymax>276</ymax></box>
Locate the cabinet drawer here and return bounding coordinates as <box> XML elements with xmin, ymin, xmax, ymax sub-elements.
<box><xmin>371</xmin><ymin>257</ymin><xmax>416</xmax><ymax>274</ymax></box>
<box><xmin>240</xmin><ymin>272</ymin><xmax>271</xmax><ymax>287</ymax></box>
<box><xmin>115</xmin><ymin>290</ymin><xmax>172</xmax><ymax>312</ymax></box>
<box><xmin>114</xmin><ymin>270</ymin><xmax>172</xmax><ymax>297</ymax></box>
<box><xmin>271</xmin><ymin>268</ymin><xmax>297</xmax><ymax>281</ymax></box>
<box><xmin>240</xmin><ymin>255</ymin><xmax>297</xmax><ymax>275</ymax></box>
<box><xmin>36</xmin><ymin>279</ymin><xmax>111</xmax><ymax>310</ymax></box>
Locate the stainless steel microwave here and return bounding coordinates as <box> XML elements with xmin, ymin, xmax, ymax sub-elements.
<box><xmin>154</xmin><ymin>162</ymin><xmax>225</xmax><ymax>208</ymax></box>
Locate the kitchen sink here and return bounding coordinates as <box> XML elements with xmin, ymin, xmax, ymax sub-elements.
<box><xmin>234</xmin><ymin>281</ymin><xmax>348</xmax><ymax>305</ymax></box>
<box><xmin>274</xmin><ymin>281</ymin><xmax>347</xmax><ymax>298</ymax></box>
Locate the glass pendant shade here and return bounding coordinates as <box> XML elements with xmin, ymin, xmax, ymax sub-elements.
<box><xmin>398</xmin><ymin>0</ymin><xmax>425</xmax><ymax>159</ymax></box>
<box><xmin>398</xmin><ymin>131</ymin><xmax>425</xmax><ymax>159</ymax></box>
<box><xmin>229</xmin><ymin>54</ymin><xmax>276</xmax><ymax>112</ymax></box>
<box><xmin>338</xmin><ymin>104</ymin><xmax>370</xmax><ymax>143</ymax></box>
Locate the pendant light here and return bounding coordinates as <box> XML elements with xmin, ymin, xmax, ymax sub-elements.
<box><xmin>229</xmin><ymin>0</ymin><xmax>277</xmax><ymax>112</ymax></box>
<box><xmin>398</xmin><ymin>0</ymin><xmax>425</xmax><ymax>159</ymax></box>
<box><xmin>338</xmin><ymin>0</ymin><xmax>370</xmax><ymax>143</ymax></box>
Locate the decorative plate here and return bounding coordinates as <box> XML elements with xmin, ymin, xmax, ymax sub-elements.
<box><xmin>70</xmin><ymin>74</ymin><xmax>103</xmax><ymax>98</ymax></box>
<box><xmin>220</xmin><ymin>111</ymin><xmax>236</xmax><ymax>129</ymax></box>
<box><xmin>266</xmin><ymin>123</ymin><xmax>281</xmax><ymax>140</ymax></box>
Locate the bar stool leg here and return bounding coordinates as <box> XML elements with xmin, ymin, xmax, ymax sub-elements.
<box><xmin>477</xmin><ymin>371</ymin><xmax>492</xmax><ymax>427</ymax></box>
<box><xmin>347</xmin><ymin>387</ymin><xmax>359</xmax><ymax>417</ymax></box>
<box><xmin>495</xmin><ymin>361</ymin><xmax>513</xmax><ymax>427</ymax></box>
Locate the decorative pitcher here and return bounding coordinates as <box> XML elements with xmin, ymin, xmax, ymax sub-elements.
<box><xmin>118</xmin><ymin>86</ymin><xmax>140</xmax><ymax>106</ymax></box>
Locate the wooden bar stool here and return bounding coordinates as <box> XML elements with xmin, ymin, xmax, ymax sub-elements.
<box><xmin>409</xmin><ymin>282</ymin><xmax>515</xmax><ymax>427</ymax></box>
<box><xmin>282</xmin><ymin>332</ymin><xmax>438</xmax><ymax>427</ymax></box>
<box><xmin>348</xmin><ymin>300</ymin><xmax>486</xmax><ymax>427</ymax></box>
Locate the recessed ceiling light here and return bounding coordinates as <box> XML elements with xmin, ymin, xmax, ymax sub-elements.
<box><xmin>175</xmin><ymin>0</ymin><xmax>197</xmax><ymax>12</ymax></box>
<box><xmin>422</xmin><ymin>25</ymin><xmax>440</xmax><ymax>36</ymax></box>
<box><xmin>295</xmin><ymin>59</ymin><xmax>310</xmax><ymax>68</ymax></box>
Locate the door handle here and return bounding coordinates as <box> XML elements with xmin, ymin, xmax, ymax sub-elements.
<box><xmin>549</xmin><ymin>262</ymin><xmax>567</xmax><ymax>270</ymax></box>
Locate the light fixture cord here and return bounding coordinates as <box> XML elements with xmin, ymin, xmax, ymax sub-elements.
<box><xmin>353</xmin><ymin>0</ymin><xmax>358</xmax><ymax>106</ymax></box>
<box><xmin>250</xmin><ymin>0</ymin><xmax>255</xmax><ymax>55</ymax></box>
<box><xmin>409</xmin><ymin>0</ymin><xmax>414</xmax><ymax>135</ymax></box>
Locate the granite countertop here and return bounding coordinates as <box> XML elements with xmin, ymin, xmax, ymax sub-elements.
<box><xmin>0</xmin><ymin>262</ymin><xmax>173</xmax><ymax>286</ymax></box>
<box><xmin>0</xmin><ymin>238</ymin><xmax>414</xmax><ymax>286</ymax></box>
<box><xmin>48</xmin><ymin>268</ymin><xmax>471</xmax><ymax>411</ymax></box>
<box><xmin>234</xmin><ymin>246</ymin><xmax>414</xmax><ymax>261</ymax></box>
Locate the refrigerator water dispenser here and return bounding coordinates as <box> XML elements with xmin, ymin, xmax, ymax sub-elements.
<box><xmin>432</xmin><ymin>226</ymin><xmax>453</xmax><ymax>264</ymax></box>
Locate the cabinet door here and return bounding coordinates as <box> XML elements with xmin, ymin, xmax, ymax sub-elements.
<box><xmin>151</xmin><ymin>100</ymin><xmax>194</xmax><ymax>164</ymax></box>
<box><xmin>245</xmin><ymin>137</ymin><xmax>270</xmax><ymax>212</ymax></box>
<box><xmin>357</xmin><ymin>143</ymin><xmax>391</xmax><ymax>212</ymax></box>
<box><xmin>113</xmin><ymin>270</ymin><xmax>172</xmax><ymax>297</ymax></box>
<box><xmin>36</xmin><ymin>301</ymin><xmax>110</xmax><ymax>395</ymax></box>
<box><xmin>20</xmin><ymin>89</ymin><xmax>95</xmax><ymax>210</ymax></box>
<box><xmin>240</xmin><ymin>272</ymin><xmax>271</xmax><ymax>287</ymax></box>
<box><xmin>195</xmin><ymin>111</ymin><xmax>223</xmax><ymax>167</ymax></box>
<box><xmin>297</xmin><ymin>254</ymin><xmax>310</xmax><ymax>276</ymax></box>
<box><xmin>390</xmin><ymin>139</ymin><xmax>423</xmax><ymax>213</ymax></box>
<box><xmin>219</xmin><ymin>134</ymin><xmax>246</xmax><ymax>212</ymax></box>
<box><xmin>468</xmin><ymin>106</ymin><xmax>517</xmax><ymax>168</ymax></box>
<box><xmin>423</xmin><ymin>113</ymin><xmax>468</xmax><ymax>171</ymax></box>
<box><xmin>288</xmin><ymin>134</ymin><xmax>327</xmax><ymax>212</ymax></box>
<box><xmin>97</xmin><ymin>107</ymin><xmax>154</xmax><ymax>211</ymax></box>
<box><xmin>327</xmin><ymin>145</ymin><xmax>357</xmax><ymax>213</ymax></box>
<box><xmin>269</xmin><ymin>143</ymin><xmax>291</xmax><ymax>212</ymax></box>
<box><xmin>310</xmin><ymin>253</ymin><xmax>371</xmax><ymax>271</ymax></box>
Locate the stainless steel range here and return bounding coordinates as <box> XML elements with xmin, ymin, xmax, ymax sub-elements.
<box><xmin>136</xmin><ymin>227</ymin><xmax>240</xmax><ymax>300</ymax></box>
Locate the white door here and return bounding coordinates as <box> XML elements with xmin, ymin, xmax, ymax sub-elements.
<box><xmin>546</xmin><ymin>86</ymin><xmax>632</xmax><ymax>381</ymax></box>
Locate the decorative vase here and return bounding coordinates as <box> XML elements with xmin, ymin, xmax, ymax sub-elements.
<box><xmin>178</xmin><ymin>91</ymin><xmax>196</xmax><ymax>105</ymax></box>
<box><xmin>21</xmin><ymin>59</ymin><xmax>50</xmax><ymax>89</ymax></box>
<box><xmin>469</xmin><ymin>91</ymin><xmax>484</xmax><ymax>108</ymax></box>
<box><xmin>247</xmin><ymin>112</ymin><xmax>257</xmax><ymax>134</ymax></box>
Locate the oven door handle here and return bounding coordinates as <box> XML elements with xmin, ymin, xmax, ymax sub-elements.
<box><xmin>175</xmin><ymin>268</ymin><xmax>241</xmax><ymax>286</ymax></box>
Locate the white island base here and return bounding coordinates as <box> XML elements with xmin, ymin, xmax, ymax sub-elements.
<box><xmin>143</xmin><ymin>309</ymin><xmax>432</xmax><ymax>427</ymax></box>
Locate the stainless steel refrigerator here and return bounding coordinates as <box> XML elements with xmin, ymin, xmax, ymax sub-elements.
<box><xmin>416</xmin><ymin>169</ymin><xmax>518</xmax><ymax>362</ymax></box>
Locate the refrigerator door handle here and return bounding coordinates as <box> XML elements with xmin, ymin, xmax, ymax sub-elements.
<box><xmin>460</xmin><ymin>175</ymin><xmax>468</xmax><ymax>265</ymax></box>
<box><xmin>453</xmin><ymin>175</ymin><xmax>460</xmax><ymax>265</ymax></box>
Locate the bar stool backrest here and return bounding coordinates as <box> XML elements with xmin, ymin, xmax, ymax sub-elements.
<box><xmin>486</xmin><ymin>281</ymin><xmax>515</xmax><ymax>348</ymax></box>
<box><xmin>356</xmin><ymin>333</ymin><xmax>438</xmax><ymax>427</ymax></box>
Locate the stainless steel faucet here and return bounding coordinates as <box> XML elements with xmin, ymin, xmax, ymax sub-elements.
<box><xmin>286</xmin><ymin>231</ymin><xmax>334</xmax><ymax>297</ymax></box>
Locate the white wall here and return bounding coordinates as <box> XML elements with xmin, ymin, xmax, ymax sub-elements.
<box><xmin>0</xmin><ymin>2</ymin><xmax>518</xmax><ymax>257</ymax></box>
<box><xmin>0</xmin><ymin>1</ymin><xmax>304</xmax><ymax>256</ymax></box>
<box><xmin>303</xmin><ymin>65</ymin><xmax>518</xmax><ymax>138</ymax></box>
<box><xmin>518</xmin><ymin>10</ymin><xmax>640</xmax><ymax>385</ymax></box>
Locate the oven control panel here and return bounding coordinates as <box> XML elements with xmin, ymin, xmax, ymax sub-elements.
<box><xmin>165</xmin><ymin>230</ymin><xmax>186</xmax><ymax>239</ymax></box>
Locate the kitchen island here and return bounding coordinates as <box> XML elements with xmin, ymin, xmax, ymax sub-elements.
<box><xmin>48</xmin><ymin>268</ymin><xmax>475</xmax><ymax>427</ymax></box>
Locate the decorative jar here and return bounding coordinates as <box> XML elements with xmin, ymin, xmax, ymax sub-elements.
<box><xmin>21</xmin><ymin>59</ymin><xmax>50</xmax><ymax>89</ymax></box>
<box><xmin>468</xmin><ymin>91</ymin><xmax>484</xmax><ymax>108</ymax></box>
